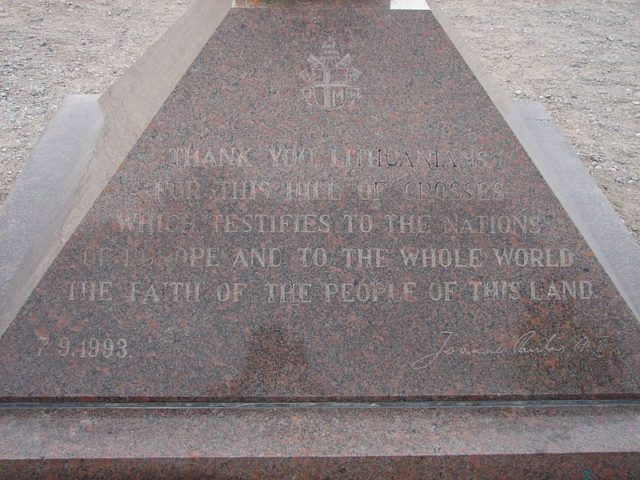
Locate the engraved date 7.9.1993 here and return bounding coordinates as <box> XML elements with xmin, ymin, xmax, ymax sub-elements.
<box><xmin>36</xmin><ymin>336</ymin><xmax>128</xmax><ymax>359</ymax></box>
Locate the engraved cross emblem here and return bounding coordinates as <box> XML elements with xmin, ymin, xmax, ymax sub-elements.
<box><xmin>300</xmin><ymin>37</ymin><xmax>362</xmax><ymax>110</ymax></box>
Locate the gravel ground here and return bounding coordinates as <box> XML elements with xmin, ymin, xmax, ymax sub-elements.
<box><xmin>437</xmin><ymin>0</ymin><xmax>640</xmax><ymax>243</ymax></box>
<box><xmin>1</xmin><ymin>0</ymin><xmax>638</xmax><ymax>242</ymax></box>
<box><xmin>0</xmin><ymin>0</ymin><xmax>195</xmax><ymax>203</ymax></box>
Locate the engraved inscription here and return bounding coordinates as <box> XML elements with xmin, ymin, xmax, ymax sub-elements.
<box><xmin>411</xmin><ymin>331</ymin><xmax>620</xmax><ymax>370</ymax></box>
<box><xmin>300</xmin><ymin>37</ymin><xmax>361</xmax><ymax>110</ymax></box>
<box><xmin>36</xmin><ymin>337</ymin><xmax>129</xmax><ymax>359</ymax></box>
<box><xmin>96</xmin><ymin>135</ymin><xmax>616</xmax><ymax>373</ymax></box>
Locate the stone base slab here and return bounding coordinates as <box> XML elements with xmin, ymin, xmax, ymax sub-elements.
<box><xmin>0</xmin><ymin>402</ymin><xmax>639</xmax><ymax>479</ymax></box>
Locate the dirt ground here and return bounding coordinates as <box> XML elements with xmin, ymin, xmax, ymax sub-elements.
<box><xmin>1</xmin><ymin>0</ymin><xmax>638</xmax><ymax>242</ymax></box>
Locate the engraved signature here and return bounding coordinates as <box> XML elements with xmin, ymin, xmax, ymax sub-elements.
<box><xmin>411</xmin><ymin>331</ymin><xmax>618</xmax><ymax>370</ymax></box>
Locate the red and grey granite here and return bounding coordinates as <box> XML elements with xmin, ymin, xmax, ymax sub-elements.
<box><xmin>0</xmin><ymin>403</ymin><xmax>639</xmax><ymax>479</ymax></box>
<box><xmin>0</xmin><ymin>2</ymin><xmax>638</xmax><ymax>403</ymax></box>
<box><xmin>2</xmin><ymin>0</ymin><xmax>640</xmax><ymax>477</ymax></box>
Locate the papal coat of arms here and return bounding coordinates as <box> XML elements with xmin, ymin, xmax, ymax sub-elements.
<box><xmin>300</xmin><ymin>37</ymin><xmax>362</xmax><ymax>110</ymax></box>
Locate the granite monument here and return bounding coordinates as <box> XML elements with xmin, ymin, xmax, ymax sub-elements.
<box><xmin>0</xmin><ymin>0</ymin><xmax>638</xmax><ymax>477</ymax></box>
